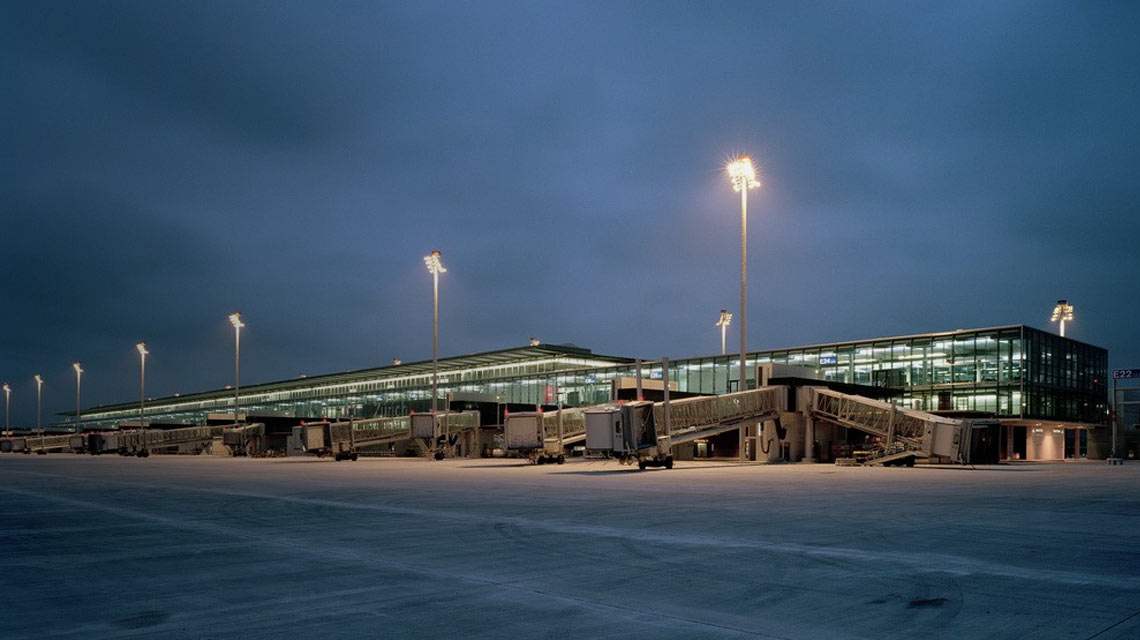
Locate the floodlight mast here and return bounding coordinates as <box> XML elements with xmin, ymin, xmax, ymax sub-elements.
<box><xmin>73</xmin><ymin>363</ymin><xmax>83</xmax><ymax>433</ymax></box>
<box><xmin>716</xmin><ymin>310</ymin><xmax>733</xmax><ymax>356</ymax></box>
<box><xmin>424</xmin><ymin>251</ymin><xmax>446</xmax><ymax>413</ymax></box>
<box><xmin>136</xmin><ymin>342</ymin><xmax>148</xmax><ymax>453</ymax></box>
<box><xmin>2</xmin><ymin>382</ymin><xmax>10</xmax><ymax>432</ymax></box>
<box><xmin>1050</xmin><ymin>300</ymin><xmax>1074</xmax><ymax>337</ymax></box>
<box><xmin>33</xmin><ymin>375</ymin><xmax>43</xmax><ymax>431</ymax></box>
<box><xmin>727</xmin><ymin>156</ymin><xmax>760</xmax><ymax>391</ymax></box>
<box><xmin>229</xmin><ymin>313</ymin><xmax>245</xmax><ymax>422</ymax></box>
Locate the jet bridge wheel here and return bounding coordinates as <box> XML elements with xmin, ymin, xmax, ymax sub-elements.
<box><xmin>664</xmin><ymin>456</ymin><xmax>674</xmax><ymax>470</ymax></box>
<box><xmin>638</xmin><ymin>459</ymin><xmax>647</xmax><ymax>470</ymax></box>
<box><xmin>535</xmin><ymin>456</ymin><xmax>546</xmax><ymax>465</ymax></box>
<box><xmin>351</xmin><ymin>452</ymin><xmax>359</xmax><ymax>461</ymax></box>
<box><xmin>556</xmin><ymin>455</ymin><xmax>565</xmax><ymax>465</ymax></box>
<box><xmin>433</xmin><ymin>451</ymin><xmax>445</xmax><ymax>461</ymax></box>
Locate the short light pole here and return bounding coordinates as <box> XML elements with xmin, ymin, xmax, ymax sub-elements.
<box><xmin>424</xmin><ymin>250</ymin><xmax>446</xmax><ymax>413</ymax></box>
<box><xmin>73</xmin><ymin>363</ymin><xmax>83</xmax><ymax>433</ymax></box>
<box><xmin>716</xmin><ymin>309</ymin><xmax>733</xmax><ymax>356</ymax></box>
<box><xmin>1051</xmin><ymin>300</ymin><xmax>1074</xmax><ymax>337</ymax></box>
<box><xmin>136</xmin><ymin>342</ymin><xmax>148</xmax><ymax>452</ymax></box>
<box><xmin>2</xmin><ymin>382</ymin><xmax>10</xmax><ymax>432</ymax></box>
<box><xmin>229</xmin><ymin>313</ymin><xmax>244</xmax><ymax>423</ymax></box>
<box><xmin>34</xmin><ymin>374</ymin><xmax>43</xmax><ymax>430</ymax></box>
<box><xmin>727</xmin><ymin>155</ymin><xmax>761</xmax><ymax>391</ymax></box>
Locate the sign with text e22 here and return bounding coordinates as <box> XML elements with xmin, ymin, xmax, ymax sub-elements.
<box><xmin>1113</xmin><ymin>369</ymin><xmax>1140</xmax><ymax>380</ymax></box>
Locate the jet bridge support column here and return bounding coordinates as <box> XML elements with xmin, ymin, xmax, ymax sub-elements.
<box><xmin>804</xmin><ymin>415</ymin><xmax>816</xmax><ymax>462</ymax></box>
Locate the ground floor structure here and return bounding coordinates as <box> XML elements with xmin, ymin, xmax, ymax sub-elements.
<box><xmin>2</xmin><ymin>456</ymin><xmax>1137</xmax><ymax>640</ymax></box>
<box><xmin>61</xmin><ymin>325</ymin><xmax>1109</xmax><ymax>461</ymax></box>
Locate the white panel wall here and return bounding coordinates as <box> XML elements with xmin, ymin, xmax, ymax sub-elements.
<box><xmin>1027</xmin><ymin>428</ymin><xmax>1065</xmax><ymax>461</ymax></box>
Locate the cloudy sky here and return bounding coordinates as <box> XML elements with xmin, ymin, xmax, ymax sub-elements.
<box><xmin>2</xmin><ymin>1</ymin><xmax>1138</xmax><ymax>425</ymax></box>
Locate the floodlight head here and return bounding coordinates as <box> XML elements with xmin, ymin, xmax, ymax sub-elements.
<box><xmin>136</xmin><ymin>342</ymin><xmax>148</xmax><ymax>357</ymax></box>
<box><xmin>727</xmin><ymin>155</ymin><xmax>760</xmax><ymax>192</ymax></box>
<box><xmin>529</xmin><ymin>338</ymin><xmax>540</xmax><ymax>346</ymax></box>
<box><xmin>717</xmin><ymin>309</ymin><xmax>733</xmax><ymax>327</ymax></box>
<box><xmin>423</xmin><ymin>250</ymin><xmax>446</xmax><ymax>275</ymax></box>
<box><xmin>229</xmin><ymin>312</ymin><xmax>244</xmax><ymax>329</ymax></box>
<box><xmin>3</xmin><ymin>382</ymin><xmax>10</xmax><ymax>394</ymax></box>
<box><xmin>73</xmin><ymin>362</ymin><xmax>82</xmax><ymax>375</ymax></box>
<box><xmin>1050</xmin><ymin>300</ymin><xmax>1074</xmax><ymax>322</ymax></box>
<box><xmin>34</xmin><ymin>374</ymin><xmax>43</xmax><ymax>386</ymax></box>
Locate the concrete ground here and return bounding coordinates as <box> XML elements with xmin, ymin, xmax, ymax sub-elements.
<box><xmin>1</xmin><ymin>456</ymin><xmax>1138</xmax><ymax>640</ymax></box>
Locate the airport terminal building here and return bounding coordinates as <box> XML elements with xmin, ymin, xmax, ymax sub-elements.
<box><xmin>74</xmin><ymin>324</ymin><xmax>1108</xmax><ymax>461</ymax></box>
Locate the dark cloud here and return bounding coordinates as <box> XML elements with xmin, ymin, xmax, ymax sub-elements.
<box><xmin>2</xmin><ymin>1</ymin><xmax>1139</xmax><ymax>425</ymax></box>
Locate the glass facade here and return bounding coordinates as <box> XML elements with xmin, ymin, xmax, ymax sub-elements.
<box><xmin>72</xmin><ymin>326</ymin><xmax>1108</xmax><ymax>430</ymax></box>
<box><xmin>742</xmin><ymin>326</ymin><xmax>1106</xmax><ymax>424</ymax></box>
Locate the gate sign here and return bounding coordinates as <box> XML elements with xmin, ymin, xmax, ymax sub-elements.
<box><xmin>1113</xmin><ymin>369</ymin><xmax>1140</xmax><ymax>380</ymax></box>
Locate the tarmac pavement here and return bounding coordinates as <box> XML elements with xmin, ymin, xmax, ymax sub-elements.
<box><xmin>1</xmin><ymin>456</ymin><xmax>1138</xmax><ymax>639</ymax></box>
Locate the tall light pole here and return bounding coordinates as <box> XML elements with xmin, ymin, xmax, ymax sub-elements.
<box><xmin>136</xmin><ymin>342</ymin><xmax>148</xmax><ymax>452</ymax></box>
<box><xmin>34</xmin><ymin>374</ymin><xmax>43</xmax><ymax>430</ymax></box>
<box><xmin>716</xmin><ymin>310</ymin><xmax>733</xmax><ymax>356</ymax></box>
<box><xmin>727</xmin><ymin>155</ymin><xmax>761</xmax><ymax>391</ymax></box>
<box><xmin>73</xmin><ymin>363</ymin><xmax>83</xmax><ymax>433</ymax></box>
<box><xmin>424</xmin><ymin>250</ymin><xmax>446</xmax><ymax>413</ymax></box>
<box><xmin>1051</xmin><ymin>300</ymin><xmax>1074</xmax><ymax>337</ymax></box>
<box><xmin>2</xmin><ymin>382</ymin><xmax>9</xmax><ymax>432</ymax></box>
<box><xmin>229</xmin><ymin>313</ymin><xmax>244</xmax><ymax>423</ymax></box>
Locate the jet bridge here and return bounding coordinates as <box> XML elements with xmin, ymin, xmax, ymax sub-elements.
<box><xmin>295</xmin><ymin>416</ymin><xmax>409</xmax><ymax>461</ymax></box>
<box><xmin>586</xmin><ymin>386</ymin><xmax>788</xmax><ymax>469</ymax></box>
<box><xmin>296</xmin><ymin>411</ymin><xmax>480</xmax><ymax>461</ymax></box>
<box><xmin>90</xmin><ymin>423</ymin><xmax>264</xmax><ymax>457</ymax></box>
<box><xmin>504</xmin><ymin>406</ymin><xmax>601</xmax><ymax>464</ymax></box>
<box><xmin>0</xmin><ymin>423</ymin><xmax>266</xmax><ymax>457</ymax></box>
<box><xmin>806</xmin><ymin>387</ymin><xmax>969</xmax><ymax>465</ymax></box>
<box><xmin>582</xmin><ymin>382</ymin><xmax>973</xmax><ymax>470</ymax></box>
<box><xmin>4</xmin><ymin>433</ymin><xmax>70</xmax><ymax>454</ymax></box>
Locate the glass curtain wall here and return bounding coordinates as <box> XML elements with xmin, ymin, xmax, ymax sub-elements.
<box><xmin>75</xmin><ymin>326</ymin><xmax>1107</xmax><ymax>429</ymax></box>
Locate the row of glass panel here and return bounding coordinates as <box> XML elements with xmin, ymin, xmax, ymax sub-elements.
<box><xmin>72</xmin><ymin>328</ymin><xmax>1108</xmax><ymax>428</ymax></box>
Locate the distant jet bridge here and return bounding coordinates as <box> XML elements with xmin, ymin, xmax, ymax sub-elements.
<box><xmin>295</xmin><ymin>411</ymin><xmax>480</xmax><ymax>461</ymax></box>
<box><xmin>582</xmin><ymin>384</ymin><xmax>969</xmax><ymax>470</ymax></box>
<box><xmin>2</xmin><ymin>423</ymin><xmax>264</xmax><ymax>457</ymax></box>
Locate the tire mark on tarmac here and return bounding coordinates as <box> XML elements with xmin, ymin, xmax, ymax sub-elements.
<box><xmin>7</xmin><ymin>468</ymin><xmax>1140</xmax><ymax>591</ymax></box>
<box><xmin>0</xmin><ymin>484</ymin><xmax>793</xmax><ymax>640</ymax></box>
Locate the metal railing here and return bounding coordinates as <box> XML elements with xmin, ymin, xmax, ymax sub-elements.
<box><xmin>326</xmin><ymin>411</ymin><xmax>479</xmax><ymax>450</ymax></box>
<box><xmin>328</xmin><ymin>416</ymin><xmax>410</xmax><ymax>447</ymax></box>
<box><xmin>809</xmin><ymin>388</ymin><xmax>962</xmax><ymax>454</ymax></box>
<box><xmin>540</xmin><ymin>408</ymin><xmax>589</xmax><ymax>442</ymax></box>
<box><xmin>22</xmin><ymin>433</ymin><xmax>72</xmax><ymax>452</ymax></box>
<box><xmin>656</xmin><ymin>386</ymin><xmax>787</xmax><ymax>439</ymax></box>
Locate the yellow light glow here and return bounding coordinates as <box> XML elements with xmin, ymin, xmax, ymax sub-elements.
<box><xmin>727</xmin><ymin>155</ymin><xmax>760</xmax><ymax>192</ymax></box>
<box><xmin>136</xmin><ymin>342</ymin><xmax>148</xmax><ymax>356</ymax></box>
<box><xmin>716</xmin><ymin>310</ymin><xmax>733</xmax><ymax>327</ymax></box>
<box><xmin>73</xmin><ymin>362</ymin><xmax>82</xmax><ymax>375</ymax></box>
<box><xmin>229</xmin><ymin>312</ymin><xmax>245</xmax><ymax>329</ymax></box>
<box><xmin>34</xmin><ymin>374</ymin><xmax>43</xmax><ymax>386</ymax></box>
<box><xmin>423</xmin><ymin>250</ymin><xmax>446</xmax><ymax>275</ymax></box>
<box><xmin>1050</xmin><ymin>300</ymin><xmax>1074</xmax><ymax>322</ymax></box>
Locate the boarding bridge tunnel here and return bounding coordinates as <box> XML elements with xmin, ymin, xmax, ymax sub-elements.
<box><xmin>2</xmin><ymin>423</ymin><xmax>266</xmax><ymax>457</ymax></box>
<box><xmin>570</xmin><ymin>373</ymin><xmax>971</xmax><ymax>469</ymax></box>
<box><xmin>295</xmin><ymin>410</ymin><xmax>481</xmax><ymax>461</ymax></box>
